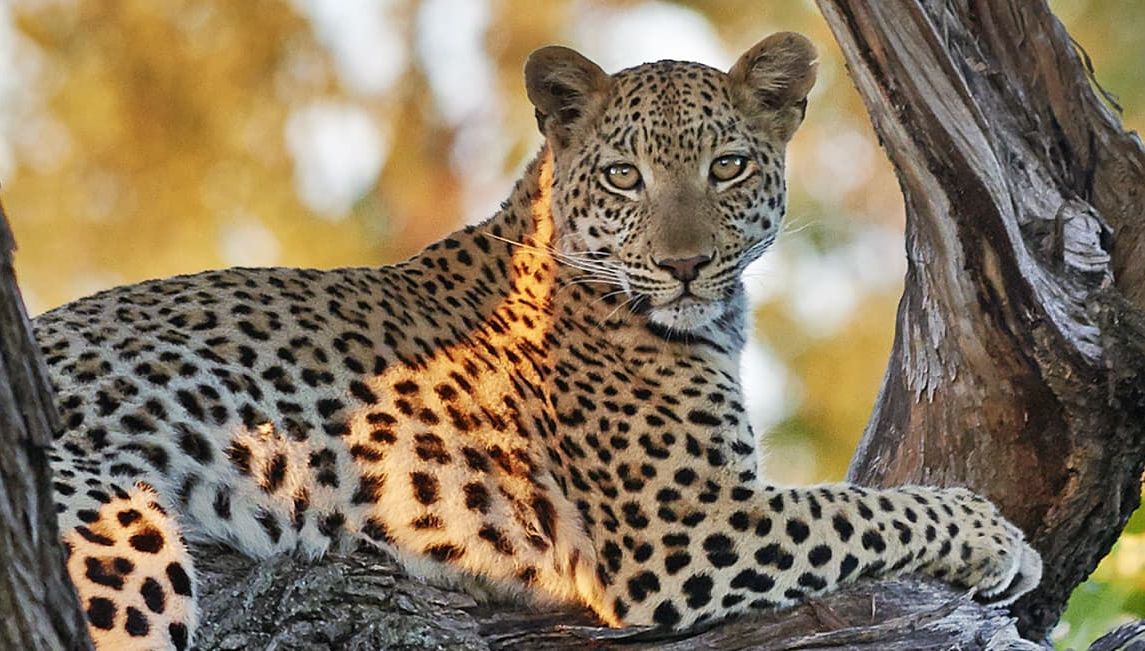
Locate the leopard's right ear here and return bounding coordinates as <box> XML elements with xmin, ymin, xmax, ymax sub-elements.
<box><xmin>525</xmin><ymin>46</ymin><xmax>610</xmax><ymax>147</ymax></box>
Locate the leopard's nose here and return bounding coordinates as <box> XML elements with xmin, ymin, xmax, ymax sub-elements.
<box><xmin>654</xmin><ymin>254</ymin><xmax>713</xmax><ymax>283</ymax></box>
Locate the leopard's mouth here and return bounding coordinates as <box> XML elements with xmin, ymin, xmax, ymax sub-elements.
<box><xmin>621</xmin><ymin>274</ymin><xmax>737</xmax><ymax>333</ymax></box>
<box><xmin>644</xmin><ymin>293</ymin><xmax>727</xmax><ymax>332</ymax></box>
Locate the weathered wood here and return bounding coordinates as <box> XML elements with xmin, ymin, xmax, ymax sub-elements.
<box><xmin>0</xmin><ymin>199</ymin><xmax>92</xmax><ymax>649</ymax></box>
<box><xmin>1089</xmin><ymin>621</ymin><xmax>1145</xmax><ymax>651</ymax></box>
<box><xmin>192</xmin><ymin>544</ymin><xmax>1042</xmax><ymax>650</ymax></box>
<box><xmin>815</xmin><ymin>0</ymin><xmax>1145</xmax><ymax>639</ymax></box>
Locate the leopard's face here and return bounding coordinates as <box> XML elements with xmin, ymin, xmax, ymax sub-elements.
<box><xmin>551</xmin><ymin>64</ymin><xmax>789</xmax><ymax>332</ymax></box>
<box><xmin>526</xmin><ymin>34</ymin><xmax>817</xmax><ymax>333</ymax></box>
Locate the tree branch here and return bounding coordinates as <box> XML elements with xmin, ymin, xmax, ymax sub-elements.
<box><xmin>191</xmin><ymin>544</ymin><xmax>1040</xmax><ymax>650</ymax></box>
<box><xmin>815</xmin><ymin>0</ymin><xmax>1145</xmax><ymax>637</ymax></box>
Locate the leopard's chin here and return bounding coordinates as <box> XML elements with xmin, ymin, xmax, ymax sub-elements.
<box><xmin>647</xmin><ymin>296</ymin><xmax>726</xmax><ymax>333</ymax></box>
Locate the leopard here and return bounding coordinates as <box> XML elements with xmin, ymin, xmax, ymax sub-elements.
<box><xmin>34</xmin><ymin>32</ymin><xmax>1042</xmax><ymax>650</ymax></box>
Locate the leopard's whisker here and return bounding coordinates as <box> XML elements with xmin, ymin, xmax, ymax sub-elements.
<box><xmin>484</xmin><ymin>232</ymin><xmax>627</xmax><ymax>278</ymax></box>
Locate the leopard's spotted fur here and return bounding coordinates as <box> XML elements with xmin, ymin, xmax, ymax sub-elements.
<box><xmin>36</xmin><ymin>33</ymin><xmax>1041</xmax><ymax>650</ymax></box>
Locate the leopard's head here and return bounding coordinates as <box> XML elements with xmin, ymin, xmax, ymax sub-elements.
<box><xmin>526</xmin><ymin>33</ymin><xmax>817</xmax><ymax>334</ymax></box>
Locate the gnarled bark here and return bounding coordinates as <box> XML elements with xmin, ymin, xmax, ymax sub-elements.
<box><xmin>192</xmin><ymin>544</ymin><xmax>1040</xmax><ymax>650</ymax></box>
<box><xmin>0</xmin><ymin>199</ymin><xmax>92</xmax><ymax>649</ymax></box>
<box><xmin>815</xmin><ymin>0</ymin><xmax>1145</xmax><ymax>638</ymax></box>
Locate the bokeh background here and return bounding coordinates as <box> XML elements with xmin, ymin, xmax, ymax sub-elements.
<box><xmin>0</xmin><ymin>1</ymin><xmax>1140</xmax><ymax>646</ymax></box>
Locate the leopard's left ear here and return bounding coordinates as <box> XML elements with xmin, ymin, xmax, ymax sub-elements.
<box><xmin>728</xmin><ymin>33</ymin><xmax>818</xmax><ymax>142</ymax></box>
<box><xmin>525</xmin><ymin>45</ymin><xmax>611</xmax><ymax>147</ymax></box>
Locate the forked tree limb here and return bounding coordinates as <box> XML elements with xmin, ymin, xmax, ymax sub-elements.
<box><xmin>0</xmin><ymin>199</ymin><xmax>92</xmax><ymax>649</ymax></box>
<box><xmin>815</xmin><ymin>0</ymin><xmax>1145</xmax><ymax>638</ymax></box>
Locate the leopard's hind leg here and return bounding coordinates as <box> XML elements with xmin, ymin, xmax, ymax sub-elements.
<box><xmin>53</xmin><ymin>449</ymin><xmax>197</xmax><ymax>651</ymax></box>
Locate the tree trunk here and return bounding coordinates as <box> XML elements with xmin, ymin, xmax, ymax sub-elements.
<box><xmin>0</xmin><ymin>200</ymin><xmax>92</xmax><ymax>649</ymax></box>
<box><xmin>815</xmin><ymin>0</ymin><xmax>1145</xmax><ymax>638</ymax></box>
<box><xmin>2</xmin><ymin>0</ymin><xmax>1144</xmax><ymax>649</ymax></box>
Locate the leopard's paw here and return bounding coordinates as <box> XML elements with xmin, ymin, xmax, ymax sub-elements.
<box><xmin>929</xmin><ymin>488</ymin><xmax>1042</xmax><ymax>605</ymax></box>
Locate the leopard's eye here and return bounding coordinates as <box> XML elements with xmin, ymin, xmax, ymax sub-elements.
<box><xmin>603</xmin><ymin>163</ymin><xmax>642</xmax><ymax>191</ymax></box>
<box><xmin>709</xmin><ymin>154</ymin><xmax>749</xmax><ymax>183</ymax></box>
